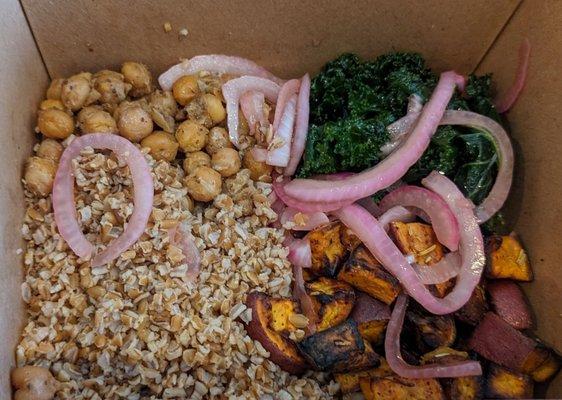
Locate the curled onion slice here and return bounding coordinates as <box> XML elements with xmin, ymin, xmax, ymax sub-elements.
<box><xmin>413</xmin><ymin>252</ymin><xmax>461</xmax><ymax>284</ymax></box>
<box><xmin>288</xmin><ymin>238</ymin><xmax>312</xmax><ymax>269</ymax></box>
<box><xmin>168</xmin><ymin>222</ymin><xmax>201</xmax><ymax>281</ymax></box>
<box><xmin>385</xmin><ymin>294</ymin><xmax>482</xmax><ymax>378</ymax></box>
<box><xmin>222</xmin><ymin>76</ymin><xmax>280</xmax><ymax>147</ymax></box>
<box><xmin>281</xmin><ymin>207</ymin><xmax>329</xmax><ymax>231</ymax></box>
<box><xmin>495</xmin><ymin>38</ymin><xmax>531</xmax><ymax>113</ymax></box>
<box><xmin>284</xmin><ymin>71</ymin><xmax>465</xmax><ymax>206</ymax></box>
<box><xmin>273</xmin><ymin>178</ymin><xmax>349</xmax><ymax>213</ymax></box>
<box><xmin>240</xmin><ymin>91</ymin><xmax>267</xmax><ymax>136</ymax></box>
<box><xmin>53</xmin><ymin>133</ymin><xmax>154</xmax><ymax>266</ymax></box>
<box><xmin>158</xmin><ymin>54</ymin><xmax>284</xmax><ymax>91</ymax></box>
<box><xmin>380</xmin><ymin>185</ymin><xmax>460</xmax><ymax>251</ymax></box>
<box><xmin>290</xmin><ymin>240</ymin><xmax>317</xmax><ymax>334</ymax></box>
<box><xmin>273</xmin><ymin>79</ymin><xmax>300</xmax><ymax>132</ymax></box>
<box><xmin>285</xmin><ymin>74</ymin><xmax>311</xmax><ymax>176</ymax></box>
<box><xmin>267</xmin><ymin>94</ymin><xmax>297</xmax><ymax>167</ymax></box>
<box><xmin>378</xmin><ymin>206</ymin><xmax>415</xmax><ymax>231</ymax></box>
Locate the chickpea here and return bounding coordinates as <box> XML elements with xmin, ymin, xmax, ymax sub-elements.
<box><xmin>183</xmin><ymin>151</ymin><xmax>211</xmax><ymax>174</ymax></box>
<box><xmin>184</xmin><ymin>166</ymin><xmax>222</xmax><ymax>202</ymax></box>
<box><xmin>175</xmin><ymin>120</ymin><xmax>208</xmax><ymax>152</ymax></box>
<box><xmin>39</xmin><ymin>99</ymin><xmax>65</xmax><ymax>112</ymax></box>
<box><xmin>93</xmin><ymin>70</ymin><xmax>131</xmax><ymax>105</ymax></box>
<box><xmin>205</xmin><ymin>126</ymin><xmax>232</xmax><ymax>155</ymax></box>
<box><xmin>243</xmin><ymin>149</ymin><xmax>273</xmax><ymax>181</ymax></box>
<box><xmin>117</xmin><ymin>104</ymin><xmax>153</xmax><ymax>142</ymax></box>
<box><xmin>121</xmin><ymin>62</ymin><xmax>152</xmax><ymax>97</ymax></box>
<box><xmin>46</xmin><ymin>78</ymin><xmax>64</xmax><ymax>100</ymax></box>
<box><xmin>24</xmin><ymin>157</ymin><xmax>57</xmax><ymax>196</ymax></box>
<box><xmin>201</xmin><ymin>93</ymin><xmax>226</xmax><ymax>125</ymax></box>
<box><xmin>141</xmin><ymin>131</ymin><xmax>179</xmax><ymax>162</ymax></box>
<box><xmin>148</xmin><ymin>90</ymin><xmax>178</xmax><ymax>116</ymax></box>
<box><xmin>37</xmin><ymin>109</ymin><xmax>74</xmax><ymax>139</ymax></box>
<box><xmin>172</xmin><ymin>75</ymin><xmax>200</xmax><ymax>106</ymax></box>
<box><xmin>61</xmin><ymin>74</ymin><xmax>92</xmax><ymax>111</ymax></box>
<box><xmin>37</xmin><ymin>139</ymin><xmax>63</xmax><ymax>162</ymax></box>
<box><xmin>11</xmin><ymin>366</ymin><xmax>58</xmax><ymax>400</ymax></box>
<box><xmin>77</xmin><ymin>106</ymin><xmax>117</xmax><ymax>133</ymax></box>
<box><xmin>212</xmin><ymin>147</ymin><xmax>241</xmax><ymax>177</ymax></box>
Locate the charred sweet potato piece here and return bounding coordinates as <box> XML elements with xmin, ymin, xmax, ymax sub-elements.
<box><xmin>360</xmin><ymin>375</ymin><xmax>445</xmax><ymax>400</ymax></box>
<box><xmin>390</xmin><ymin>221</ymin><xmax>453</xmax><ymax>298</ymax></box>
<box><xmin>335</xmin><ymin>358</ymin><xmax>393</xmax><ymax>393</ymax></box>
<box><xmin>306</xmin><ymin>277</ymin><xmax>355</xmax><ymax>332</ymax></box>
<box><xmin>268</xmin><ymin>297</ymin><xmax>299</xmax><ymax>334</ymax></box>
<box><xmin>244</xmin><ymin>292</ymin><xmax>307</xmax><ymax>374</ymax></box>
<box><xmin>405</xmin><ymin>305</ymin><xmax>456</xmax><ymax>351</ymax></box>
<box><xmin>486</xmin><ymin>235</ymin><xmax>533</xmax><ymax>281</ymax></box>
<box><xmin>338</xmin><ymin>246</ymin><xmax>401</xmax><ymax>304</ymax></box>
<box><xmin>341</xmin><ymin>225</ymin><xmax>362</xmax><ymax>251</ymax></box>
<box><xmin>487</xmin><ymin>281</ymin><xmax>533</xmax><ymax>330</ymax></box>
<box><xmin>421</xmin><ymin>347</ymin><xmax>483</xmax><ymax>400</ymax></box>
<box><xmin>454</xmin><ymin>284</ymin><xmax>488</xmax><ymax>326</ymax></box>
<box><xmin>351</xmin><ymin>291</ymin><xmax>390</xmax><ymax>344</ymax></box>
<box><xmin>306</xmin><ymin>222</ymin><xmax>347</xmax><ymax>278</ymax></box>
<box><xmin>530</xmin><ymin>350</ymin><xmax>560</xmax><ymax>382</ymax></box>
<box><xmin>484</xmin><ymin>363</ymin><xmax>533</xmax><ymax>399</ymax></box>
<box><xmin>468</xmin><ymin>312</ymin><xmax>548</xmax><ymax>375</ymax></box>
<box><xmin>297</xmin><ymin>320</ymin><xmax>380</xmax><ymax>372</ymax></box>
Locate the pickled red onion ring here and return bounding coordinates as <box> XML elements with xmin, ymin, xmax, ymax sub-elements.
<box><xmin>288</xmin><ymin>238</ymin><xmax>312</xmax><ymax>269</ymax></box>
<box><xmin>250</xmin><ymin>146</ymin><xmax>268</xmax><ymax>162</ymax></box>
<box><xmin>285</xmin><ymin>74</ymin><xmax>311</xmax><ymax>176</ymax></box>
<box><xmin>284</xmin><ymin>71</ymin><xmax>465</xmax><ymax>205</ymax></box>
<box><xmin>267</xmin><ymin>94</ymin><xmax>297</xmax><ymax>167</ymax></box>
<box><xmin>53</xmin><ymin>133</ymin><xmax>153</xmax><ymax>266</ymax></box>
<box><xmin>273</xmin><ymin>79</ymin><xmax>300</xmax><ymax>132</ymax></box>
<box><xmin>290</xmin><ymin>239</ymin><xmax>316</xmax><ymax>334</ymax></box>
<box><xmin>158</xmin><ymin>54</ymin><xmax>284</xmax><ymax>91</ymax></box>
<box><xmin>385</xmin><ymin>294</ymin><xmax>482</xmax><ymax>378</ymax></box>
<box><xmin>495</xmin><ymin>38</ymin><xmax>531</xmax><ymax>113</ymax></box>
<box><xmin>378</xmin><ymin>206</ymin><xmax>415</xmax><ymax>231</ymax></box>
<box><xmin>273</xmin><ymin>178</ymin><xmax>349</xmax><ymax>213</ymax></box>
<box><xmin>240</xmin><ymin>91</ymin><xmax>267</xmax><ymax>136</ymax></box>
<box><xmin>169</xmin><ymin>222</ymin><xmax>201</xmax><ymax>281</ymax></box>
<box><xmin>280</xmin><ymin>207</ymin><xmax>329</xmax><ymax>231</ymax></box>
<box><xmin>413</xmin><ymin>252</ymin><xmax>461</xmax><ymax>285</ymax></box>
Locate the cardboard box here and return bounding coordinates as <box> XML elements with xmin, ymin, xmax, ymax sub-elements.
<box><xmin>1</xmin><ymin>0</ymin><xmax>560</xmax><ymax>397</ymax></box>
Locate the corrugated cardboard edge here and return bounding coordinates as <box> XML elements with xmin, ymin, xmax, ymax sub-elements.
<box><xmin>0</xmin><ymin>0</ymin><xmax>49</xmax><ymax>398</ymax></box>
<box><xmin>478</xmin><ymin>1</ymin><xmax>562</xmax><ymax>396</ymax></box>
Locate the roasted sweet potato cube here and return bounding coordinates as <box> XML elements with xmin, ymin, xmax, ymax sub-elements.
<box><xmin>306</xmin><ymin>277</ymin><xmax>355</xmax><ymax>332</ymax></box>
<box><xmin>360</xmin><ymin>375</ymin><xmax>445</xmax><ymax>400</ymax></box>
<box><xmin>306</xmin><ymin>222</ymin><xmax>347</xmax><ymax>277</ymax></box>
<box><xmin>454</xmin><ymin>284</ymin><xmax>488</xmax><ymax>326</ymax></box>
<box><xmin>297</xmin><ymin>320</ymin><xmax>380</xmax><ymax>372</ymax></box>
<box><xmin>341</xmin><ymin>225</ymin><xmax>362</xmax><ymax>251</ymax></box>
<box><xmin>244</xmin><ymin>292</ymin><xmax>307</xmax><ymax>374</ymax></box>
<box><xmin>406</xmin><ymin>305</ymin><xmax>456</xmax><ymax>351</ymax></box>
<box><xmin>484</xmin><ymin>363</ymin><xmax>533</xmax><ymax>399</ymax></box>
<box><xmin>531</xmin><ymin>351</ymin><xmax>560</xmax><ymax>382</ymax></box>
<box><xmin>268</xmin><ymin>298</ymin><xmax>299</xmax><ymax>334</ymax></box>
<box><xmin>351</xmin><ymin>291</ymin><xmax>390</xmax><ymax>344</ymax></box>
<box><xmin>486</xmin><ymin>235</ymin><xmax>533</xmax><ymax>281</ymax></box>
<box><xmin>335</xmin><ymin>358</ymin><xmax>393</xmax><ymax>393</ymax></box>
<box><xmin>338</xmin><ymin>246</ymin><xmax>401</xmax><ymax>304</ymax></box>
<box><xmin>487</xmin><ymin>280</ymin><xmax>533</xmax><ymax>330</ymax></box>
<box><xmin>358</xmin><ymin>320</ymin><xmax>387</xmax><ymax>345</ymax></box>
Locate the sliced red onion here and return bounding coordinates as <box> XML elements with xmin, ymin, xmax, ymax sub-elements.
<box><xmin>310</xmin><ymin>171</ymin><xmax>355</xmax><ymax>181</ymax></box>
<box><xmin>240</xmin><ymin>91</ymin><xmax>267</xmax><ymax>136</ymax></box>
<box><xmin>273</xmin><ymin>178</ymin><xmax>349</xmax><ymax>213</ymax></box>
<box><xmin>53</xmin><ymin>133</ymin><xmax>154</xmax><ymax>266</ymax></box>
<box><xmin>378</xmin><ymin>206</ymin><xmax>415</xmax><ymax>231</ymax></box>
<box><xmin>334</xmin><ymin>192</ymin><xmax>484</xmax><ymax>315</ymax></box>
<box><xmin>385</xmin><ymin>294</ymin><xmax>482</xmax><ymax>378</ymax></box>
<box><xmin>495</xmin><ymin>38</ymin><xmax>531</xmax><ymax>113</ymax></box>
<box><xmin>267</xmin><ymin>94</ymin><xmax>297</xmax><ymax>167</ymax></box>
<box><xmin>285</xmin><ymin>74</ymin><xmax>311</xmax><ymax>176</ymax></box>
<box><xmin>413</xmin><ymin>252</ymin><xmax>461</xmax><ymax>285</ymax></box>
<box><xmin>273</xmin><ymin>79</ymin><xmax>300</xmax><ymax>132</ymax></box>
<box><xmin>222</xmin><ymin>76</ymin><xmax>280</xmax><ymax>147</ymax></box>
<box><xmin>291</xmin><ymin>242</ymin><xmax>317</xmax><ymax>334</ymax></box>
<box><xmin>288</xmin><ymin>238</ymin><xmax>312</xmax><ymax>269</ymax></box>
<box><xmin>250</xmin><ymin>146</ymin><xmax>268</xmax><ymax>162</ymax></box>
<box><xmin>379</xmin><ymin>185</ymin><xmax>460</xmax><ymax>251</ymax></box>
<box><xmin>284</xmin><ymin>71</ymin><xmax>465</xmax><ymax>206</ymax></box>
<box><xmin>158</xmin><ymin>55</ymin><xmax>284</xmax><ymax>91</ymax></box>
<box><xmin>169</xmin><ymin>222</ymin><xmax>201</xmax><ymax>281</ymax></box>
<box><xmin>407</xmin><ymin>94</ymin><xmax>423</xmax><ymax>114</ymax></box>
<box><xmin>280</xmin><ymin>207</ymin><xmax>329</xmax><ymax>231</ymax></box>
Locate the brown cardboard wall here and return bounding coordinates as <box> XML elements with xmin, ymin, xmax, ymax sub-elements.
<box><xmin>0</xmin><ymin>0</ymin><xmax>50</xmax><ymax>397</ymax></box>
<box><xmin>478</xmin><ymin>1</ymin><xmax>562</xmax><ymax>396</ymax></box>
<box><xmin>23</xmin><ymin>0</ymin><xmax>519</xmax><ymax>78</ymax></box>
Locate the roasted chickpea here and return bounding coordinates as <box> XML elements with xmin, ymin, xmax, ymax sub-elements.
<box><xmin>201</xmin><ymin>93</ymin><xmax>226</xmax><ymax>125</ymax></box>
<box><xmin>117</xmin><ymin>104</ymin><xmax>153</xmax><ymax>142</ymax></box>
<box><xmin>183</xmin><ymin>151</ymin><xmax>211</xmax><ymax>174</ymax></box>
<box><xmin>39</xmin><ymin>99</ymin><xmax>65</xmax><ymax>112</ymax></box>
<box><xmin>61</xmin><ymin>74</ymin><xmax>92</xmax><ymax>111</ymax></box>
<box><xmin>37</xmin><ymin>109</ymin><xmax>74</xmax><ymax>139</ymax></box>
<box><xmin>205</xmin><ymin>126</ymin><xmax>232</xmax><ymax>155</ymax></box>
<box><xmin>77</xmin><ymin>106</ymin><xmax>117</xmax><ymax>133</ymax></box>
<box><xmin>93</xmin><ymin>70</ymin><xmax>131</xmax><ymax>105</ymax></box>
<box><xmin>24</xmin><ymin>157</ymin><xmax>57</xmax><ymax>196</ymax></box>
<box><xmin>175</xmin><ymin>120</ymin><xmax>208</xmax><ymax>152</ymax></box>
<box><xmin>184</xmin><ymin>166</ymin><xmax>222</xmax><ymax>202</ymax></box>
<box><xmin>212</xmin><ymin>148</ymin><xmax>241</xmax><ymax>177</ymax></box>
<box><xmin>121</xmin><ymin>62</ymin><xmax>152</xmax><ymax>97</ymax></box>
<box><xmin>11</xmin><ymin>366</ymin><xmax>58</xmax><ymax>400</ymax></box>
<box><xmin>147</xmin><ymin>90</ymin><xmax>178</xmax><ymax>133</ymax></box>
<box><xmin>37</xmin><ymin>139</ymin><xmax>63</xmax><ymax>162</ymax></box>
<box><xmin>172</xmin><ymin>75</ymin><xmax>200</xmax><ymax>106</ymax></box>
<box><xmin>141</xmin><ymin>131</ymin><xmax>179</xmax><ymax>162</ymax></box>
<box><xmin>46</xmin><ymin>78</ymin><xmax>64</xmax><ymax>100</ymax></box>
<box><xmin>243</xmin><ymin>149</ymin><xmax>273</xmax><ymax>181</ymax></box>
